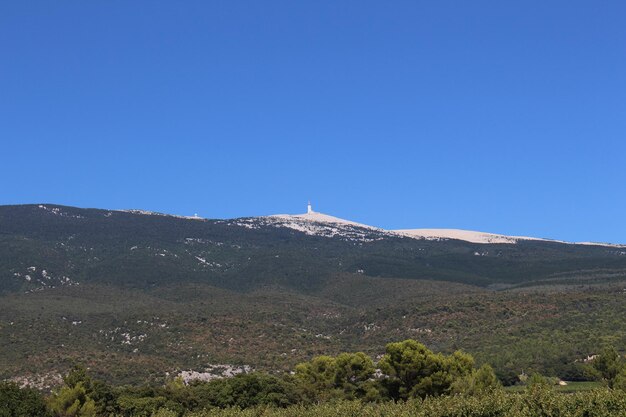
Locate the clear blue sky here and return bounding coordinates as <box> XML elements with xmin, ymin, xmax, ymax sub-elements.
<box><xmin>1</xmin><ymin>1</ymin><xmax>625</xmax><ymax>243</ymax></box>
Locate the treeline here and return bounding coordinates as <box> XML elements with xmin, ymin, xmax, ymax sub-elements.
<box><xmin>1</xmin><ymin>340</ymin><xmax>624</xmax><ymax>417</ymax></box>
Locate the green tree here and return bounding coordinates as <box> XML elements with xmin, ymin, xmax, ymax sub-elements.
<box><xmin>450</xmin><ymin>364</ymin><xmax>501</xmax><ymax>395</ymax></box>
<box><xmin>53</xmin><ymin>365</ymin><xmax>117</xmax><ymax>416</ymax></box>
<box><xmin>612</xmin><ymin>367</ymin><xmax>626</xmax><ymax>391</ymax></box>
<box><xmin>89</xmin><ymin>379</ymin><xmax>118</xmax><ymax>416</ymax></box>
<box><xmin>378</xmin><ymin>339</ymin><xmax>475</xmax><ymax>399</ymax></box>
<box><xmin>591</xmin><ymin>346</ymin><xmax>624</xmax><ymax>388</ymax></box>
<box><xmin>0</xmin><ymin>382</ymin><xmax>49</xmax><ymax>417</ymax></box>
<box><xmin>63</xmin><ymin>366</ymin><xmax>92</xmax><ymax>392</ymax></box>
<box><xmin>48</xmin><ymin>382</ymin><xmax>96</xmax><ymax>417</ymax></box>
<box><xmin>334</xmin><ymin>352</ymin><xmax>382</xmax><ymax>401</ymax></box>
<box><xmin>295</xmin><ymin>352</ymin><xmax>380</xmax><ymax>401</ymax></box>
<box><xmin>295</xmin><ymin>355</ymin><xmax>341</xmax><ymax>401</ymax></box>
<box><xmin>188</xmin><ymin>373</ymin><xmax>301</xmax><ymax>409</ymax></box>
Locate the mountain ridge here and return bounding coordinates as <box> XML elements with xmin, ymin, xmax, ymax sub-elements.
<box><xmin>256</xmin><ymin>205</ymin><xmax>623</xmax><ymax>247</ymax></box>
<box><xmin>10</xmin><ymin>203</ymin><xmax>626</xmax><ymax>247</ymax></box>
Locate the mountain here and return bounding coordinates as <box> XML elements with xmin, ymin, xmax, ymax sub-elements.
<box><xmin>2</xmin><ymin>203</ymin><xmax>626</xmax><ymax>293</ymax></box>
<box><xmin>1</xmin><ymin>203</ymin><xmax>626</xmax><ymax>387</ymax></box>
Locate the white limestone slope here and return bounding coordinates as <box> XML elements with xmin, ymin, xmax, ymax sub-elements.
<box><xmin>259</xmin><ymin>206</ymin><xmax>529</xmax><ymax>244</ymax></box>
<box><xmin>392</xmin><ymin>228</ymin><xmax>551</xmax><ymax>244</ymax></box>
<box><xmin>393</xmin><ymin>229</ymin><xmax>626</xmax><ymax>247</ymax></box>
<box><xmin>253</xmin><ymin>210</ymin><xmax>389</xmax><ymax>242</ymax></box>
<box><xmin>118</xmin><ymin>209</ymin><xmax>205</xmax><ymax>221</ymax></box>
<box><xmin>270</xmin><ymin>211</ymin><xmax>376</xmax><ymax>229</ymax></box>
<box><xmin>255</xmin><ymin>206</ymin><xmax>625</xmax><ymax>247</ymax></box>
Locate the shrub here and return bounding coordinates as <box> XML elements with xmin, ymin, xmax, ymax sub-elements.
<box><xmin>0</xmin><ymin>382</ymin><xmax>49</xmax><ymax>417</ymax></box>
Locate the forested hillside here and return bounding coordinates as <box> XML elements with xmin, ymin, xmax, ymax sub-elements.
<box><xmin>1</xmin><ymin>204</ymin><xmax>626</xmax><ymax>386</ymax></box>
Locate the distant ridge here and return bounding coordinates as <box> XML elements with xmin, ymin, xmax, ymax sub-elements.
<box><xmin>15</xmin><ymin>203</ymin><xmax>626</xmax><ymax>247</ymax></box>
<box><xmin>257</xmin><ymin>203</ymin><xmax>625</xmax><ymax>247</ymax></box>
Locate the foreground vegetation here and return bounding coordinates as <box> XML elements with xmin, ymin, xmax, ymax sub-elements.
<box><xmin>7</xmin><ymin>383</ymin><xmax>626</xmax><ymax>417</ymax></box>
<box><xmin>3</xmin><ymin>340</ymin><xmax>626</xmax><ymax>416</ymax></box>
<box><xmin>177</xmin><ymin>391</ymin><xmax>626</xmax><ymax>417</ymax></box>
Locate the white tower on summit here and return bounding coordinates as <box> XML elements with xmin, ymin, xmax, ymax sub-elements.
<box><xmin>307</xmin><ymin>201</ymin><xmax>313</xmax><ymax>214</ymax></box>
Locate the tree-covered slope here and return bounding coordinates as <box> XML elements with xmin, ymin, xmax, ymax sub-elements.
<box><xmin>1</xmin><ymin>204</ymin><xmax>626</xmax><ymax>294</ymax></box>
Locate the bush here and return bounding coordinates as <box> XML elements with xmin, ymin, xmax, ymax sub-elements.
<box><xmin>0</xmin><ymin>382</ymin><xmax>49</xmax><ymax>417</ymax></box>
